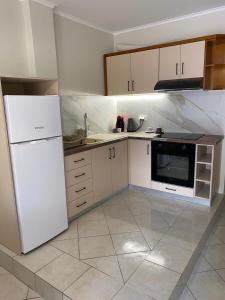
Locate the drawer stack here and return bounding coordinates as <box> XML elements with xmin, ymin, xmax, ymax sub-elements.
<box><xmin>64</xmin><ymin>150</ymin><xmax>94</xmax><ymax>219</ymax></box>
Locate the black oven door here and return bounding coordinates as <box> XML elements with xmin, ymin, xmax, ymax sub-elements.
<box><xmin>151</xmin><ymin>141</ymin><xmax>195</xmax><ymax>188</ymax></box>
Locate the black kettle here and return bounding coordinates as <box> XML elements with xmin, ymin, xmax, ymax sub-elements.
<box><xmin>127</xmin><ymin>118</ymin><xmax>139</xmax><ymax>132</ymax></box>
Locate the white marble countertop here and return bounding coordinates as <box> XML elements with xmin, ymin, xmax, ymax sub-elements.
<box><xmin>88</xmin><ymin>131</ymin><xmax>157</xmax><ymax>141</ymax></box>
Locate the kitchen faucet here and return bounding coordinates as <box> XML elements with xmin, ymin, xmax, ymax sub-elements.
<box><xmin>84</xmin><ymin>113</ymin><xmax>88</xmax><ymax>137</ymax></box>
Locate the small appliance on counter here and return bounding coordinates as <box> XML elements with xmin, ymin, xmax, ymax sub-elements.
<box><xmin>116</xmin><ymin>115</ymin><xmax>125</xmax><ymax>132</ymax></box>
<box><xmin>127</xmin><ymin>117</ymin><xmax>145</xmax><ymax>132</ymax></box>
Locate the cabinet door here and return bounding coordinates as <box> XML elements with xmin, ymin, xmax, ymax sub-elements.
<box><xmin>180</xmin><ymin>41</ymin><xmax>205</xmax><ymax>79</ymax></box>
<box><xmin>92</xmin><ymin>145</ymin><xmax>112</xmax><ymax>203</ymax></box>
<box><xmin>131</xmin><ymin>49</ymin><xmax>159</xmax><ymax>93</ymax></box>
<box><xmin>159</xmin><ymin>45</ymin><xmax>180</xmax><ymax>80</ymax></box>
<box><xmin>128</xmin><ymin>140</ymin><xmax>151</xmax><ymax>188</ymax></box>
<box><xmin>106</xmin><ymin>54</ymin><xmax>131</xmax><ymax>95</ymax></box>
<box><xmin>111</xmin><ymin>141</ymin><xmax>128</xmax><ymax>193</ymax></box>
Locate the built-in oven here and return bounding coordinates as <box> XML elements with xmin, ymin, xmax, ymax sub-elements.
<box><xmin>151</xmin><ymin>141</ymin><xmax>196</xmax><ymax>188</ymax></box>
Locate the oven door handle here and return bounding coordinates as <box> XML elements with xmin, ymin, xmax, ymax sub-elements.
<box><xmin>165</xmin><ymin>187</ymin><xmax>177</xmax><ymax>192</ymax></box>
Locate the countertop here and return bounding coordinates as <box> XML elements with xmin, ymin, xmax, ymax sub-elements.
<box><xmin>64</xmin><ymin>132</ymin><xmax>224</xmax><ymax>156</ymax></box>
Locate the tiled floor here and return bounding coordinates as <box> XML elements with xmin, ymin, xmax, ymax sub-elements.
<box><xmin>0</xmin><ymin>188</ymin><xmax>225</xmax><ymax>300</ymax></box>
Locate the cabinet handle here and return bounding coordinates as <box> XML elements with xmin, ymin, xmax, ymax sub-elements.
<box><xmin>165</xmin><ymin>187</ymin><xmax>176</xmax><ymax>192</ymax></box>
<box><xmin>76</xmin><ymin>201</ymin><xmax>87</xmax><ymax>208</ymax></box>
<box><xmin>182</xmin><ymin>62</ymin><xmax>184</xmax><ymax>75</ymax></box>
<box><xmin>75</xmin><ymin>187</ymin><xmax>86</xmax><ymax>193</ymax></box>
<box><xmin>74</xmin><ymin>158</ymin><xmax>85</xmax><ymax>163</ymax></box>
<box><xmin>128</xmin><ymin>81</ymin><xmax>130</xmax><ymax>92</ymax></box>
<box><xmin>176</xmin><ymin>63</ymin><xmax>179</xmax><ymax>76</ymax></box>
<box><xmin>132</xmin><ymin>80</ymin><xmax>135</xmax><ymax>92</ymax></box>
<box><xmin>109</xmin><ymin>148</ymin><xmax>112</xmax><ymax>159</ymax></box>
<box><xmin>147</xmin><ymin>144</ymin><xmax>150</xmax><ymax>155</ymax></box>
<box><xmin>113</xmin><ymin>146</ymin><xmax>116</xmax><ymax>158</ymax></box>
<box><xmin>74</xmin><ymin>173</ymin><xmax>86</xmax><ymax>178</ymax></box>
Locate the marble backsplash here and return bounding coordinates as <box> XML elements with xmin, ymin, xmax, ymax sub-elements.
<box><xmin>61</xmin><ymin>94</ymin><xmax>117</xmax><ymax>136</ymax></box>
<box><xmin>116</xmin><ymin>91</ymin><xmax>225</xmax><ymax>135</ymax></box>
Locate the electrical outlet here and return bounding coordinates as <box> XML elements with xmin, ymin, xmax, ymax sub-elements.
<box><xmin>139</xmin><ymin>115</ymin><xmax>147</xmax><ymax>120</ymax></box>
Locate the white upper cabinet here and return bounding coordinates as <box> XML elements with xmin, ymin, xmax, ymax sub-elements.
<box><xmin>159</xmin><ymin>41</ymin><xmax>205</xmax><ymax>80</ymax></box>
<box><xmin>106</xmin><ymin>49</ymin><xmax>159</xmax><ymax>95</ymax></box>
<box><xmin>159</xmin><ymin>45</ymin><xmax>180</xmax><ymax>81</ymax></box>
<box><xmin>106</xmin><ymin>54</ymin><xmax>131</xmax><ymax>95</ymax></box>
<box><xmin>131</xmin><ymin>49</ymin><xmax>159</xmax><ymax>93</ymax></box>
<box><xmin>180</xmin><ymin>41</ymin><xmax>205</xmax><ymax>79</ymax></box>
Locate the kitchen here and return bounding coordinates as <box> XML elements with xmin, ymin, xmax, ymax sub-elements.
<box><xmin>1</xmin><ymin>1</ymin><xmax>225</xmax><ymax>300</ymax></box>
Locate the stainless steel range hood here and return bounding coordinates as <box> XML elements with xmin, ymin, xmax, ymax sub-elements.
<box><xmin>154</xmin><ymin>78</ymin><xmax>203</xmax><ymax>92</ymax></box>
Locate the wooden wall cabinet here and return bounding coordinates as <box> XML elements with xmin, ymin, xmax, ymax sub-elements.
<box><xmin>104</xmin><ymin>34</ymin><xmax>225</xmax><ymax>94</ymax></box>
<box><xmin>92</xmin><ymin>140</ymin><xmax>128</xmax><ymax>202</ymax></box>
<box><xmin>106</xmin><ymin>49</ymin><xmax>159</xmax><ymax>95</ymax></box>
<box><xmin>128</xmin><ymin>139</ymin><xmax>151</xmax><ymax>188</ymax></box>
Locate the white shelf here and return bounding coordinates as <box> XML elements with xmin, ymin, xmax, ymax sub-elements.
<box><xmin>197</xmin><ymin>154</ymin><xmax>212</xmax><ymax>164</ymax></box>
<box><xmin>196</xmin><ymin>169</ymin><xmax>211</xmax><ymax>183</ymax></box>
<box><xmin>195</xmin><ymin>182</ymin><xmax>210</xmax><ymax>200</ymax></box>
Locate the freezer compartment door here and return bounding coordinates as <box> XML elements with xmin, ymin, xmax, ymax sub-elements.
<box><xmin>10</xmin><ymin>137</ymin><xmax>68</xmax><ymax>253</ymax></box>
<box><xmin>4</xmin><ymin>95</ymin><xmax>62</xmax><ymax>143</ymax></box>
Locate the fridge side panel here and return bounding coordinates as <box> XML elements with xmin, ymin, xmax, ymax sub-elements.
<box><xmin>4</xmin><ymin>95</ymin><xmax>62</xmax><ymax>143</ymax></box>
<box><xmin>10</xmin><ymin>137</ymin><xmax>68</xmax><ymax>253</ymax></box>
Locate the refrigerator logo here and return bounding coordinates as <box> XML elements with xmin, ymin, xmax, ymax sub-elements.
<box><xmin>34</xmin><ymin>126</ymin><xmax>45</xmax><ymax>130</ymax></box>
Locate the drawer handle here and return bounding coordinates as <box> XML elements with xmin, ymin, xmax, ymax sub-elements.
<box><xmin>75</xmin><ymin>187</ymin><xmax>86</xmax><ymax>193</ymax></box>
<box><xmin>166</xmin><ymin>187</ymin><xmax>176</xmax><ymax>192</ymax></box>
<box><xmin>75</xmin><ymin>173</ymin><xmax>86</xmax><ymax>178</ymax></box>
<box><xmin>74</xmin><ymin>158</ymin><xmax>85</xmax><ymax>163</ymax></box>
<box><xmin>76</xmin><ymin>201</ymin><xmax>87</xmax><ymax>208</ymax></box>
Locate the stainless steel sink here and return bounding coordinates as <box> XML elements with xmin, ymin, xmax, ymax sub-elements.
<box><xmin>64</xmin><ymin>137</ymin><xmax>103</xmax><ymax>149</ymax></box>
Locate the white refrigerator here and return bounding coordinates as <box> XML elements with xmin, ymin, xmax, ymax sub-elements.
<box><xmin>4</xmin><ymin>95</ymin><xmax>68</xmax><ymax>254</ymax></box>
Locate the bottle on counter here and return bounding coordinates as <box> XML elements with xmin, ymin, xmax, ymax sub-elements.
<box><xmin>116</xmin><ymin>115</ymin><xmax>125</xmax><ymax>132</ymax></box>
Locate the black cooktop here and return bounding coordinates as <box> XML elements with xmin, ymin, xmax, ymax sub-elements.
<box><xmin>155</xmin><ymin>132</ymin><xmax>204</xmax><ymax>140</ymax></box>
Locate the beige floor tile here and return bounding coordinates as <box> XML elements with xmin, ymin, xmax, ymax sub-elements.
<box><xmin>83</xmin><ymin>256</ymin><xmax>123</xmax><ymax>282</ymax></box>
<box><xmin>204</xmin><ymin>244</ymin><xmax>225</xmax><ymax>269</ymax></box>
<box><xmin>216</xmin><ymin>269</ymin><xmax>225</xmax><ymax>281</ymax></box>
<box><xmin>179</xmin><ymin>287</ymin><xmax>195</xmax><ymax>300</ymax></box>
<box><xmin>188</xmin><ymin>271</ymin><xmax>225</xmax><ymax>300</ymax></box>
<box><xmin>205</xmin><ymin>232</ymin><xmax>223</xmax><ymax>246</ymax></box>
<box><xmin>64</xmin><ymin>268</ymin><xmax>122</xmax><ymax>300</ymax></box>
<box><xmin>117</xmin><ymin>252</ymin><xmax>149</xmax><ymax>282</ymax></box>
<box><xmin>125</xmin><ymin>197</ymin><xmax>153</xmax><ymax>216</ymax></box>
<box><xmin>103</xmin><ymin>203</ymin><xmax>131</xmax><ymax>218</ymax></box>
<box><xmin>134</xmin><ymin>211</ymin><xmax>169</xmax><ymax>230</ymax></box>
<box><xmin>0</xmin><ymin>248</ymin><xmax>14</xmax><ymax>273</ymax></box>
<box><xmin>35</xmin><ymin>275</ymin><xmax>63</xmax><ymax>300</ymax></box>
<box><xmin>77</xmin><ymin>206</ymin><xmax>105</xmax><ymax>223</ymax></box>
<box><xmin>0</xmin><ymin>266</ymin><xmax>8</xmax><ymax>275</ymax></box>
<box><xmin>13</xmin><ymin>260</ymin><xmax>36</xmax><ymax>290</ymax></box>
<box><xmin>113</xmin><ymin>286</ymin><xmax>154</xmax><ymax>300</ymax></box>
<box><xmin>103</xmin><ymin>194</ymin><xmax>127</xmax><ymax>207</ymax></box>
<box><xmin>192</xmin><ymin>254</ymin><xmax>213</xmax><ymax>273</ymax></box>
<box><xmin>146</xmin><ymin>241</ymin><xmax>192</xmax><ymax>273</ymax></box>
<box><xmin>14</xmin><ymin>244</ymin><xmax>62</xmax><ymax>273</ymax></box>
<box><xmin>79</xmin><ymin>235</ymin><xmax>115</xmax><ymax>259</ymax></box>
<box><xmin>161</xmin><ymin>226</ymin><xmax>201</xmax><ymax>251</ymax></box>
<box><xmin>126</xmin><ymin>260</ymin><xmax>180</xmax><ymax>300</ymax></box>
<box><xmin>0</xmin><ymin>244</ymin><xmax>17</xmax><ymax>258</ymax></box>
<box><xmin>140</xmin><ymin>227</ymin><xmax>170</xmax><ymax>250</ymax></box>
<box><xmin>159</xmin><ymin>211</ymin><xmax>180</xmax><ymax>226</ymax></box>
<box><xmin>216</xmin><ymin>215</ymin><xmax>225</xmax><ymax>226</ymax></box>
<box><xmin>50</xmin><ymin>239</ymin><xmax>79</xmax><ymax>258</ymax></box>
<box><xmin>0</xmin><ymin>273</ymin><xmax>28</xmax><ymax>300</ymax></box>
<box><xmin>27</xmin><ymin>288</ymin><xmax>41</xmax><ymax>299</ymax></box>
<box><xmin>111</xmin><ymin>232</ymin><xmax>149</xmax><ymax>255</ymax></box>
<box><xmin>54</xmin><ymin>221</ymin><xmax>78</xmax><ymax>241</ymax></box>
<box><xmin>78</xmin><ymin>219</ymin><xmax>109</xmax><ymax>237</ymax></box>
<box><xmin>214</xmin><ymin>225</ymin><xmax>225</xmax><ymax>243</ymax></box>
<box><xmin>37</xmin><ymin>254</ymin><xmax>89</xmax><ymax>291</ymax></box>
<box><xmin>106</xmin><ymin>214</ymin><xmax>139</xmax><ymax>234</ymax></box>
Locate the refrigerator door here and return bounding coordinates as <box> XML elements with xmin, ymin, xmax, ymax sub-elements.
<box><xmin>10</xmin><ymin>137</ymin><xmax>68</xmax><ymax>253</ymax></box>
<box><xmin>4</xmin><ymin>95</ymin><xmax>62</xmax><ymax>143</ymax></box>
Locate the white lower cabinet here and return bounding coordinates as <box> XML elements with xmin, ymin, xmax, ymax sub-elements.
<box><xmin>92</xmin><ymin>140</ymin><xmax>128</xmax><ymax>203</ymax></box>
<box><xmin>128</xmin><ymin>139</ymin><xmax>151</xmax><ymax>188</ymax></box>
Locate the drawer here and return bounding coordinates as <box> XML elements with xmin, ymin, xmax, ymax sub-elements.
<box><xmin>67</xmin><ymin>179</ymin><xmax>93</xmax><ymax>202</ymax></box>
<box><xmin>65</xmin><ymin>165</ymin><xmax>92</xmax><ymax>187</ymax></box>
<box><xmin>65</xmin><ymin>151</ymin><xmax>91</xmax><ymax>171</ymax></box>
<box><xmin>68</xmin><ymin>193</ymin><xmax>93</xmax><ymax>218</ymax></box>
<box><xmin>151</xmin><ymin>181</ymin><xmax>194</xmax><ymax>197</ymax></box>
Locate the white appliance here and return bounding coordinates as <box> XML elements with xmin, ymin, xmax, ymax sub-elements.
<box><xmin>4</xmin><ymin>95</ymin><xmax>68</xmax><ymax>254</ymax></box>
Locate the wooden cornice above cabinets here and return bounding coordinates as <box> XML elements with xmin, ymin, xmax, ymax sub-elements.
<box><xmin>103</xmin><ymin>34</ymin><xmax>225</xmax><ymax>95</ymax></box>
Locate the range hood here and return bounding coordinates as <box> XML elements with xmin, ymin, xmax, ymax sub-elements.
<box><xmin>154</xmin><ymin>78</ymin><xmax>203</xmax><ymax>92</ymax></box>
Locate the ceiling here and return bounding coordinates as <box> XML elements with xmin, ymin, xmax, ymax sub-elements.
<box><xmin>46</xmin><ymin>0</ymin><xmax>225</xmax><ymax>32</ymax></box>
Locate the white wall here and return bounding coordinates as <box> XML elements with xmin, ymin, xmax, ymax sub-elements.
<box><xmin>0</xmin><ymin>0</ymin><xmax>29</xmax><ymax>77</ymax></box>
<box><xmin>114</xmin><ymin>8</ymin><xmax>225</xmax><ymax>50</ymax></box>
<box><xmin>54</xmin><ymin>14</ymin><xmax>114</xmax><ymax>95</ymax></box>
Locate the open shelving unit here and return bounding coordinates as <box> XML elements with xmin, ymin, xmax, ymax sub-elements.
<box><xmin>194</xmin><ymin>142</ymin><xmax>222</xmax><ymax>206</ymax></box>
